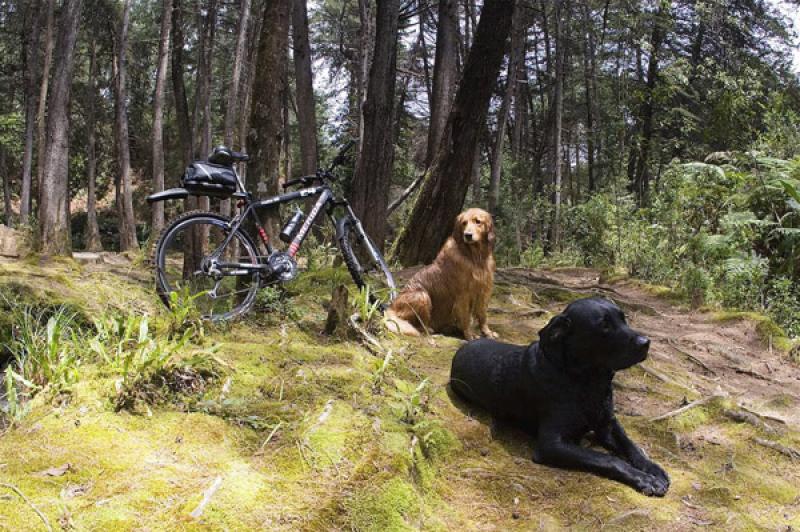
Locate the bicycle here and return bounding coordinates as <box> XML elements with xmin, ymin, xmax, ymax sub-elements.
<box><xmin>147</xmin><ymin>141</ymin><xmax>396</xmax><ymax>321</ymax></box>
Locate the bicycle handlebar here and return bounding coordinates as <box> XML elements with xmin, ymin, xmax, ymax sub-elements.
<box><xmin>282</xmin><ymin>141</ymin><xmax>356</xmax><ymax>189</ymax></box>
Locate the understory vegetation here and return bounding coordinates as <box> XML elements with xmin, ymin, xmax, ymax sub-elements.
<box><xmin>495</xmin><ymin>152</ymin><xmax>800</xmax><ymax>339</ymax></box>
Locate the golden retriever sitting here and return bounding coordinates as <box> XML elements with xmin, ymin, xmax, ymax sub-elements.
<box><xmin>387</xmin><ymin>208</ymin><xmax>497</xmax><ymax>340</ymax></box>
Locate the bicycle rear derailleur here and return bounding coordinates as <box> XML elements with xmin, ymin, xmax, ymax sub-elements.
<box><xmin>266</xmin><ymin>251</ymin><xmax>298</xmax><ymax>283</ymax></box>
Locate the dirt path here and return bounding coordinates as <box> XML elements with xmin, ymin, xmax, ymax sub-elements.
<box><xmin>392</xmin><ymin>266</ymin><xmax>800</xmax><ymax>530</ymax></box>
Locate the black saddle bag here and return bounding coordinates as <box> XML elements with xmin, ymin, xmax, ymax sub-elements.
<box><xmin>181</xmin><ymin>161</ymin><xmax>237</xmax><ymax>198</ymax></box>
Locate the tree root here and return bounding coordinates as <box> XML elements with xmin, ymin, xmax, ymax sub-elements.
<box><xmin>666</xmin><ymin>339</ymin><xmax>717</xmax><ymax>375</ymax></box>
<box><xmin>751</xmin><ymin>437</ymin><xmax>800</xmax><ymax>460</ymax></box>
<box><xmin>723</xmin><ymin>409</ymin><xmax>782</xmax><ymax>435</ymax></box>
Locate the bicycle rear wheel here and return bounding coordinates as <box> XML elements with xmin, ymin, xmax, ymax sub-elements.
<box><xmin>336</xmin><ymin>216</ymin><xmax>396</xmax><ymax>307</ymax></box>
<box><xmin>154</xmin><ymin>211</ymin><xmax>260</xmax><ymax>321</ymax></box>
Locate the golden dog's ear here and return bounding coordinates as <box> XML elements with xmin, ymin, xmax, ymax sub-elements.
<box><xmin>486</xmin><ymin>215</ymin><xmax>496</xmax><ymax>248</ymax></box>
<box><xmin>452</xmin><ymin>212</ymin><xmax>465</xmax><ymax>240</ymax></box>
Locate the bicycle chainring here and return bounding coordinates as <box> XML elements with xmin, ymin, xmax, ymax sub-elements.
<box><xmin>267</xmin><ymin>252</ymin><xmax>299</xmax><ymax>283</ymax></box>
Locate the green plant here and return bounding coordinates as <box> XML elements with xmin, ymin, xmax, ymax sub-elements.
<box><xmin>390</xmin><ymin>378</ymin><xmax>430</xmax><ymax>425</ymax></box>
<box><xmin>681</xmin><ymin>265</ymin><xmax>712</xmax><ymax>309</ymax></box>
<box><xmin>766</xmin><ymin>277</ymin><xmax>800</xmax><ymax>338</ymax></box>
<box><xmin>3</xmin><ymin>304</ymin><xmax>80</xmax><ymax>420</ymax></box>
<box><xmin>163</xmin><ymin>287</ymin><xmax>206</xmax><ymax>340</ymax></box>
<box><xmin>518</xmin><ymin>244</ymin><xmax>544</xmax><ymax>268</ymax></box>
<box><xmin>255</xmin><ymin>285</ymin><xmax>298</xmax><ymax>319</ymax></box>
<box><xmin>350</xmin><ymin>285</ymin><xmax>382</xmax><ymax>332</ymax></box>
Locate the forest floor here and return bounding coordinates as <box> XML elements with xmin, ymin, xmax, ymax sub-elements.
<box><xmin>1</xmin><ymin>255</ymin><xmax>799</xmax><ymax>530</ymax></box>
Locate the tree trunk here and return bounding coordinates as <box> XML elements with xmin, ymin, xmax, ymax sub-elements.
<box><xmin>247</xmin><ymin>0</ymin><xmax>290</xmax><ymax>241</ymax></box>
<box><xmin>38</xmin><ymin>0</ymin><xmax>83</xmax><ymax>256</ymax></box>
<box><xmin>291</xmin><ymin>0</ymin><xmax>318</xmax><ymax>176</ymax></box>
<box><xmin>425</xmin><ymin>0</ymin><xmax>459</xmax><ymax>168</ymax></box>
<box><xmin>630</xmin><ymin>4</ymin><xmax>666</xmax><ymax>206</ymax></box>
<box><xmin>151</xmin><ymin>0</ymin><xmax>172</xmax><ymax>236</ymax></box>
<box><xmin>550</xmin><ymin>0</ymin><xmax>565</xmax><ymax>250</ymax></box>
<box><xmin>2</xmin><ymin>149</ymin><xmax>10</xmax><ymax>226</ymax></box>
<box><xmin>20</xmin><ymin>0</ymin><xmax>42</xmax><ymax>225</ymax></box>
<box><xmin>393</xmin><ymin>0</ymin><xmax>514</xmax><ymax>266</ymax></box>
<box><xmin>114</xmin><ymin>0</ymin><xmax>139</xmax><ymax>252</ymax></box>
<box><xmin>349</xmin><ymin>0</ymin><xmax>401</xmax><ymax>249</ymax></box>
<box><xmin>34</xmin><ymin>0</ymin><xmax>56</xmax><ymax>218</ymax></box>
<box><xmin>582</xmin><ymin>0</ymin><xmax>597</xmax><ymax>192</ymax></box>
<box><xmin>85</xmin><ymin>38</ymin><xmax>102</xmax><ymax>251</ymax></box>
<box><xmin>171</xmin><ymin>0</ymin><xmax>193</xmax><ymax>167</ymax></box>
<box><xmin>355</xmin><ymin>0</ymin><xmax>375</xmax><ymax>147</ymax></box>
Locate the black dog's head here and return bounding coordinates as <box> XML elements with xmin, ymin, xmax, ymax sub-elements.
<box><xmin>538</xmin><ymin>297</ymin><xmax>650</xmax><ymax>372</ymax></box>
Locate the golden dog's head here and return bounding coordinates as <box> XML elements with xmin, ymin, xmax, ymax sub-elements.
<box><xmin>453</xmin><ymin>208</ymin><xmax>495</xmax><ymax>248</ymax></box>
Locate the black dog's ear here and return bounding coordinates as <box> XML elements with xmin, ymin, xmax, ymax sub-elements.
<box><xmin>538</xmin><ymin>313</ymin><xmax>571</xmax><ymax>357</ymax></box>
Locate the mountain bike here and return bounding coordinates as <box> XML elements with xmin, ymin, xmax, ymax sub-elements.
<box><xmin>147</xmin><ymin>141</ymin><xmax>396</xmax><ymax>321</ymax></box>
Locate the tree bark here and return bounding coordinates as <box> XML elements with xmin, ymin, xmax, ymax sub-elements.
<box><xmin>85</xmin><ymin>38</ymin><xmax>102</xmax><ymax>251</ymax></box>
<box><xmin>20</xmin><ymin>0</ymin><xmax>42</xmax><ymax>225</ymax></box>
<box><xmin>151</xmin><ymin>0</ymin><xmax>172</xmax><ymax>236</ymax></box>
<box><xmin>550</xmin><ymin>0</ymin><xmax>565</xmax><ymax>250</ymax></box>
<box><xmin>34</xmin><ymin>0</ymin><xmax>56</xmax><ymax>219</ymax></box>
<box><xmin>425</xmin><ymin>0</ymin><xmax>459</xmax><ymax>168</ymax></box>
<box><xmin>349</xmin><ymin>0</ymin><xmax>401</xmax><ymax>249</ymax></box>
<box><xmin>113</xmin><ymin>0</ymin><xmax>139</xmax><ymax>252</ymax></box>
<box><xmin>582</xmin><ymin>0</ymin><xmax>598</xmax><ymax>192</ymax></box>
<box><xmin>393</xmin><ymin>0</ymin><xmax>514</xmax><ymax>266</ymax></box>
<box><xmin>1</xmin><ymin>149</ymin><xmax>10</xmax><ymax>226</ymax></box>
<box><xmin>171</xmin><ymin>0</ymin><xmax>193</xmax><ymax>167</ymax></box>
<box><xmin>291</xmin><ymin>0</ymin><xmax>318</xmax><ymax>176</ymax></box>
<box><xmin>38</xmin><ymin>0</ymin><xmax>83</xmax><ymax>256</ymax></box>
<box><xmin>247</xmin><ymin>0</ymin><xmax>290</xmax><ymax>240</ymax></box>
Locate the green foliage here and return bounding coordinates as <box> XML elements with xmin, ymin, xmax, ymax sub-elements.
<box><xmin>349</xmin><ymin>284</ymin><xmax>382</xmax><ymax>332</ymax></box>
<box><xmin>254</xmin><ymin>285</ymin><xmax>298</xmax><ymax>320</ymax></box>
<box><xmin>3</xmin><ymin>304</ymin><xmax>80</xmax><ymax>420</ymax></box>
<box><xmin>390</xmin><ymin>378</ymin><xmax>430</xmax><ymax>425</ymax></box>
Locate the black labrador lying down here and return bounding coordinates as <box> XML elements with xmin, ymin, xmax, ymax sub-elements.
<box><xmin>450</xmin><ymin>297</ymin><xmax>670</xmax><ymax>496</ymax></box>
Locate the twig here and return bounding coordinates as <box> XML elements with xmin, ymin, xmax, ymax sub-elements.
<box><xmin>751</xmin><ymin>437</ymin><xmax>800</xmax><ymax>460</ymax></box>
<box><xmin>256</xmin><ymin>422</ymin><xmax>283</xmax><ymax>454</ymax></box>
<box><xmin>0</xmin><ymin>483</ymin><xmax>52</xmax><ymax>532</ymax></box>
<box><xmin>650</xmin><ymin>395</ymin><xmax>724</xmax><ymax>422</ymax></box>
<box><xmin>189</xmin><ymin>476</ymin><xmax>223</xmax><ymax>519</ymax></box>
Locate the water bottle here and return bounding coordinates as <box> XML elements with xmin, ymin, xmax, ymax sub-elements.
<box><xmin>280</xmin><ymin>209</ymin><xmax>305</xmax><ymax>243</ymax></box>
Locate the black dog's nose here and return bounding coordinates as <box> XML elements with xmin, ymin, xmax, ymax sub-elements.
<box><xmin>635</xmin><ymin>336</ymin><xmax>650</xmax><ymax>352</ymax></box>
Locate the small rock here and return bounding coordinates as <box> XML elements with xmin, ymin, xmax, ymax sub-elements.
<box><xmin>512</xmin><ymin>511</ymin><xmax>520</xmax><ymax>520</ymax></box>
<box><xmin>480</xmin><ymin>448</ymin><xmax>489</xmax><ymax>457</ymax></box>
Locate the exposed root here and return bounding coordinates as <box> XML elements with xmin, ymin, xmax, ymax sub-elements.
<box><xmin>723</xmin><ymin>409</ymin><xmax>782</xmax><ymax>435</ymax></box>
<box><xmin>751</xmin><ymin>437</ymin><xmax>800</xmax><ymax>460</ymax></box>
<box><xmin>666</xmin><ymin>339</ymin><xmax>717</xmax><ymax>375</ymax></box>
<box><xmin>189</xmin><ymin>476</ymin><xmax>223</xmax><ymax>519</ymax></box>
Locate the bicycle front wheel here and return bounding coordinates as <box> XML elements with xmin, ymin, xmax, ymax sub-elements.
<box><xmin>154</xmin><ymin>210</ymin><xmax>261</xmax><ymax>321</ymax></box>
<box><xmin>336</xmin><ymin>216</ymin><xmax>397</xmax><ymax>307</ymax></box>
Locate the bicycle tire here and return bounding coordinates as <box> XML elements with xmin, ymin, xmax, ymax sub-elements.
<box><xmin>153</xmin><ymin>210</ymin><xmax>261</xmax><ymax>321</ymax></box>
<box><xmin>336</xmin><ymin>216</ymin><xmax>397</xmax><ymax>307</ymax></box>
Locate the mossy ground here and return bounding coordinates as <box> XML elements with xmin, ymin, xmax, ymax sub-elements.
<box><xmin>1</xmin><ymin>259</ymin><xmax>799</xmax><ymax>530</ymax></box>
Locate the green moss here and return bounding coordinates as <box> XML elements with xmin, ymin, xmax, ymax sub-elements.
<box><xmin>347</xmin><ymin>477</ymin><xmax>420</xmax><ymax>531</ymax></box>
<box><xmin>712</xmin><ymin>310</ymin><xmax>795</xmax><ymax>352</ymax></box>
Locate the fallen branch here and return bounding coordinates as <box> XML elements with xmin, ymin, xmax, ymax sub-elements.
<box><xmin>650</xmin><ymin>394</ymin><xmax>724</xmax><ymax>422</ymax></box>
<box><xmin>189</xmin><ymin>476</ymin><xmax>223</xmax><ymax>519</ymax></box>
<box><xmin>387</xmin><ymin>172</ymin><xmax>426</xmax><ymax>215</ymax></box>
<box><xmin>751</xmin><ymin>437</ymin><xmax>800</xmax><ymax>460</ymax></box>
<box><xmin>0</xmin><ymin>483</ymin><xmax>52</xmax><ymax>532</ymax></box>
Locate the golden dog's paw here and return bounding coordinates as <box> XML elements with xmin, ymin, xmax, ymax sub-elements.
<box><xmin>481</xmin><ymin>328</ymin><xmax>499</xmax><ymax>339</ymax></box>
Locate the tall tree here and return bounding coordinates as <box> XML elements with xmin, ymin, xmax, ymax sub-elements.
<box><xmin>425</xmin><ymin>0</ymin><xmax>459</xmax><ymax>168</ymax></box>
<box><xmin>550</xmin><ymin>0</ymin><xmax>566</xmax><ymax>249</ymax></box>
<box><xmin>19</xmin><ymin>0</ymin><xmax>42</xmax><ymax>225</ymax></box>
<box><xmin>151</xmin><ymin>0</ymin><xmax>172</xmax><ymax>236</ymax></box>
<box><xmin>38</xmin><ymin>0</ymin><xmax>84</xmax><ymax>255</ymax></box>
<box><xmin>113</xmin><ymin>0</ymin><xmax>139</xmax><ymax>251</ymax></box>
<box><xmin>247</xmin><ymin>0</ymin><xmax>290</xmax><ymax>240</ymax></box>
<box><xmin>291</xmin><ymin>0</ymin><xmax>319</xmax><ymax>176</ymax></box>
<box><xmin>85</xmin><ymin>38</ymin><xmax>102</xmax><ymax>251</ymax></box>
<box><xmin>34</xmin><ymin>0</ymin><xmax>56</xmax><ymax>219</ymax></box>
<box><xmin>171</xmin><ymin>0</ymin><xmax>193</xmax><ymax>166</ymax></box>
<box><xmin>349</xmin><ymin>0</ymin><xmax>401</xmax><ymax>249</ymax></box>
<box><xmin>394</xmin><ymin>0</ymin><xmax>515</xmax><ymax>265</ymax></box>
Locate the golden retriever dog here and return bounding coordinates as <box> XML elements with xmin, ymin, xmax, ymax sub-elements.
<box><xmin>386</xmin><ymin>208</ymin><xmax>497</xmax><ymax>340</ymax></box>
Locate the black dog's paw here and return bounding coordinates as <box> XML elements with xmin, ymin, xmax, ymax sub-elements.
<box><xmin>640</xmin><ymin>461</ymin><xmax>670</xmax><ymax>485</ymax></box>
<box><xmin>632</xmin><ymin>471</ymin><xmax>669</xmax><ymax>497</ymax></box>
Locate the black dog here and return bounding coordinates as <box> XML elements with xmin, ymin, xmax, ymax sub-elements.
<box><xmin>450</xmin><ymin>297</ymin><xmax>669</xmax><ymax>496</ymax></box>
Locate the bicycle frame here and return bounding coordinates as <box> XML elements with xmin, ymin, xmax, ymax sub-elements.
<box><xmin>208</xmin><ymin>175</ymin><xmax>358</xmax><ymax>275</ymax></box>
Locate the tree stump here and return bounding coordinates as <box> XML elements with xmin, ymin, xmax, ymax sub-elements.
<box><xmin>324</xmin><ymin>284</ymin><xmax>351</xmax><ymax>337</ymax></box>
